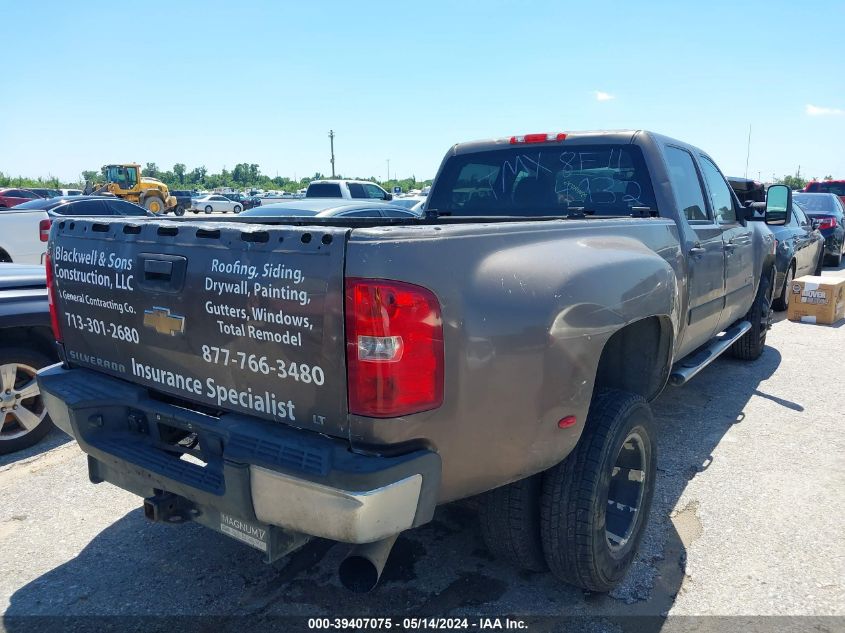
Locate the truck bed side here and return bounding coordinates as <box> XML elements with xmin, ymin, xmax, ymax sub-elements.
<box><xmin>344</xmin><ymin>218</ymin><xmax>682</xmax><ymax>501</ymax></box>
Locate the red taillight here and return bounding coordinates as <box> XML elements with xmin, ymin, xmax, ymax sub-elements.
<box><xmin>509</xmin><ymin>133</ymin><xmax>567</xmax><ymax>144</ymax></box>
<box><xmin>39</xmin><ymin>219</ymin><xmax>51</xmax><ymax>242</ymax></box>
<box><xmin>45</xmin><ymin>253</ymin><xmax>62</xmax><ymax>342</ymax></box>
<box><xmin>817</xmin><ymin>217</ymin><xmax>837</xmax><ymax>230</ymax></box>
<box><xmin>345</xmin><ymin>278</ymin><xmax>444</xmax><ymax>418</ymax></box>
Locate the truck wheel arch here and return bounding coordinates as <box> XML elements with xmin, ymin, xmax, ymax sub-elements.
<box><xmin>593</xmin><ymin>316</ymin><xmax>674</xmax><ymax>402</ymax></box>
<box><xmin>0</xmin><ymin>249</ymin><xmax>11</xmax><ymax>263</ymax></box>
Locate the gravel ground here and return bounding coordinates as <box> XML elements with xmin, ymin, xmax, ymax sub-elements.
<box><xmin>1</xmin><ymin>267</ymin><xmax>843</xmax><ymax>630</ymax></box>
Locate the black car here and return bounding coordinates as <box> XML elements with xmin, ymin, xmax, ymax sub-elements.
<box><xmin>12</xmin><ymin>195</ymin><xmax>151</xmax><ymax>217</ymax></box>
<box><xmin>766</xmin><ymin>202</ymin><xmax>825</xmax><ymax>311</ymax></box>
<box><xmin>27</xmin><ymin>188</ymin><xmax>62</xmax><ymax>199</ymax></box>
<box><xmin>794</xmin><ymin>192</ymin><xmax>845</xmax><ymax>267</ymax></box>
<box><xmin>0</xmin><ymin>264</ymin><xmax>57</xmax><ymax>455</ymax></box>
<box><xmin>169</xmin><ymin>190</ymin><xmax>195</xmax><ymax>216</ymax></box>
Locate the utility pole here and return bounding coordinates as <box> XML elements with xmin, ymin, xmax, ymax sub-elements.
<box><xmin>329</xmin><ymin>130</ymin><xmax>336</xmax><ymax>178</ymax></box>
<box><xmin>386</xmin><ymin>159</ymin><xmax>390</xmax><ymax>184</ymax></box>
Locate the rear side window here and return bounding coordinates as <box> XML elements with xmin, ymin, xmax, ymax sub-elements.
<box><xmin>307</xmin><ymin>183</ymin><xmax>343</xmax><ymax>197</ymax></box>
<box><xmin>698</xmin><ymin>156</ymin><xmax>736</xmax><ymax>223</ymax></box>
<box><xmin>347</xmin><ymin>183</ymin><xmax>367</xmax><ymax>198</ymax></box>
<box><xmin>664</xmin><ymin>147</ymin><xmax>709</xmax><ymax>222</ymax></box>
<box><xmin>107</xmin><ymin>200</ymin><xmax>147</xmax><ymax>216</ymax></box>
<box><xmin>427</xmin><ymin>144</ymin><xmax>656</xmax><ymax>217</ymax></box>
<box><xmin>58</xmin><ymin>200</ymin><xmax>107</xmax><ymax>215</ymax></box>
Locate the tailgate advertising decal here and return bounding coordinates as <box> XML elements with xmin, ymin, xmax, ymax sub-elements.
<box><xmin>51</xmin><ymin>223</ymin><xmax>347</xmax><ymax>433</ymax></box>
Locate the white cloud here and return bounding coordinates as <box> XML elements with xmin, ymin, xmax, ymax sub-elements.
<box><xmin>806</xmin><ymin>103</ymin><xmax>844</xmax><ymax>116</ymax></box>
<box><xmin>594</xmin><ymin>91</ymin><xmax>615</xmax><ymax>102</ymax></box>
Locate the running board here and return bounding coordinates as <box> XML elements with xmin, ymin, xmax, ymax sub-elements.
<box><xmin>669</xmin><ymin>321</ymin><xmax>752</xmax><ymax>386</ymax></box>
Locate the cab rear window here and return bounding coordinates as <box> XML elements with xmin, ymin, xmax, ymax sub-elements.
<box><xmin>307</xmin><ymin>183</ymin><xmax>343</xmax><ymax>198</ymax></box>
<box><xmin>427</xmin><ymin>144</ymin><xmax>656</xmax><ymax>217</ymax></box>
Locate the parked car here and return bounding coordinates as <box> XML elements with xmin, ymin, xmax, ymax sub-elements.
<box><xmin>190</xmin><ymin>194</ymin><xmax>242</xmax><ymax>214</ymax></box>
<box><xmin>239</xmin><ymin>200</ymin><xmax>421</xmax><ymax>219</ymax></box>
<box><xmin>40</xmin><ymin>130</ymin><xmax>781</xmax><ymax>595</ymax></box>
<box><xmin>0</xmin><ymin>188</ymin><xmax>41</xmax><ymax>208</ymax></box>
<box><xmin>60</xmin><ymin>189</ymin><xmax>83</xmax><ymax>197</ymax></box>
<box><xmin>305</xmin><ymin>179</ymin><xmax>393</xmax><ymax>200</ymax></box>
<box><xmin>0</xmin><ymin>264</ymin><xmax>57</xmax><ymax>455</ymax></box>
<box><xmin>803</xmin><ymin>179</ymin><xmax>845</xmax><ymax>205</ymax></box>
<box><xmin>0</xmin><ymin>196</ymin><xmax>150</xmax><ymax>264</ymax></box>
<box><xmin>794</xmin><ymin>192</ymin><xmax>845</xmax><ymax>266</ymax></box>
<box><xmin>222</xmin><ymin>192</ymin><xmax>258</xmax><ymax>210</ymax></box>
<box><xmin>27</xmin><ymin>188</ymin><xmax>62</xmax><ymax>199</ymax></box>
<box><xmin>762</xmin><ymin>201</ymin><xmax>825</xmax><ymax>310</ymax></box>
<box><xmin>169</xmin><ymin>190</ymin><xmax>195</xmax><ymax>216</ymax></box>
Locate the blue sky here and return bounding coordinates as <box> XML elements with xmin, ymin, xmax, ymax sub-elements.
<box><xmin>2</xmin><ymin>0</ymin><xmax>843</xmax><ymax>183</ymax></box>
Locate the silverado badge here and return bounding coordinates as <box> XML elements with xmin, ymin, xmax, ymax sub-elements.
<box><xmin>143</xmin><ymin>307</ymin><xmax>186</xmax><ymax>336</ymax></box>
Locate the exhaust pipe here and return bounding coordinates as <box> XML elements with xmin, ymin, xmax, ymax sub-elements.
<box><xmin>338</xmin><ymin>534</ymin><xmax>399</xmax><ymax>593</ymax></box>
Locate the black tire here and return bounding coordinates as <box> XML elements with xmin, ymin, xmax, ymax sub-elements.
<box><xmin>828</xmin><ymin>249</ymin><xmax>843</xmax><ymax>268</ymax></box>
<box><xmin>772</xmin><ymin>264</ymin><xmax>794</xmax><ymax>312</ymax></box>
<box><xmin>0</xmin><ymin>347</ymin><xmax>56</xmax><ymax>455</ymax></box>
<box><xmin>174</xmin><ymin>205</ymin><xmax>186</xmax><ymax>217</ymax></box>
<box><xmin>730</xmin><ymin>272</ymin><xmax>771</xmax><ymax>361</ymax></box>
<box><xmin>540</xmin><ymin>389</ymin><xmax>656</xmax><ymax>592</ymax></box>
<box><xmin>204</xmin><ymin>205</ymin><xmax>213</xmax><ymax>214</ymax></box>
<box><xmin>233</xmin><ymin>205</ymin><xmax>242</xmax><ymax>214</ymax></box>
<box><xmin>479</xmin><ymin>474</ymin><xmax>547</xmax><ymax>572</ymax></box>
<box><xmin>0</xmin><ymin>250</ymin><xmax>11</xmax><ymax>263</ymax></box>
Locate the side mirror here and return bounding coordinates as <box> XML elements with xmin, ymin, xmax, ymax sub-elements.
<box><xmin>384</xmin><ymin>193</ymin><xmax>393</xmax><ymax>201</ymax></box>
<box><xmin>765</xmin><ymin>184</ymin><xmax>792</xmax><ymax>226</ymax></box>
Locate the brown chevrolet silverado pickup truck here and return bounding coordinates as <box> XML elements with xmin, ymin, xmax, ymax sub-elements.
<box><xmin>37</xmin><ymin>130</ymin><xmax>788</xmax><ymax>592</ymax></box>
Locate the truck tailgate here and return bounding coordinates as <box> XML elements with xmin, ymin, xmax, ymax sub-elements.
<box><xmin>50</xmin><ymin>218</ymin><xmax>349</xmax><ymax>438</ymax></box>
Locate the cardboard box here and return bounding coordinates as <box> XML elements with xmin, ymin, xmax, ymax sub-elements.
<box><xmin>786</xmin><ymin>275</ymin><xmax>845</xmax><ymax>325</ymax></box>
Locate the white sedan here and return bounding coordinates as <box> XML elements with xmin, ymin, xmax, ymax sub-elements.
<box><xmin>190</xmin><ymin>194</ymin><xmax>242</xmax><ymax>214</ymax></box>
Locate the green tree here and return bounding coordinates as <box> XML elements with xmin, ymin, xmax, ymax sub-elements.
<box><xmin>188</xmin><ymin>166</ymin><xmax>207</xmax><ymax>185</ymax></box>
<box><xmin>776</xmin><ymin>172</ymin><xmax>807</xmax><ymax>190</ymax></box>
<box><xmin>81</xmin><ymin>170</ymin><xmax>100</xmax><ymax>184</ymax></box>
<box><xmin>173</xmin><ymin>163</ymin><xmax>186</xmax><ymax>185</ymax></box>
<box><xmin>142</xmin><ymin>162</ymin><xmax>159</xmax><ymax>178</ymax></box>
<box><xmin>232</xmin><ymin>163</ymin><xmax>249</xmax><ymax>185</ymax></box>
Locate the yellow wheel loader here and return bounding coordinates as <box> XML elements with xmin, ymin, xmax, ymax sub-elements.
<box><xmin>84</xmin><ymin>164</ymin><xmax>177</xmax><ymax>214</ymax></box>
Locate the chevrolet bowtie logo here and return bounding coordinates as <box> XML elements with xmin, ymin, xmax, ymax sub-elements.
<box><xmin>143</xmin><ymin>307</ymin><xmax>185</xmax><ymax>336</ymax></box>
